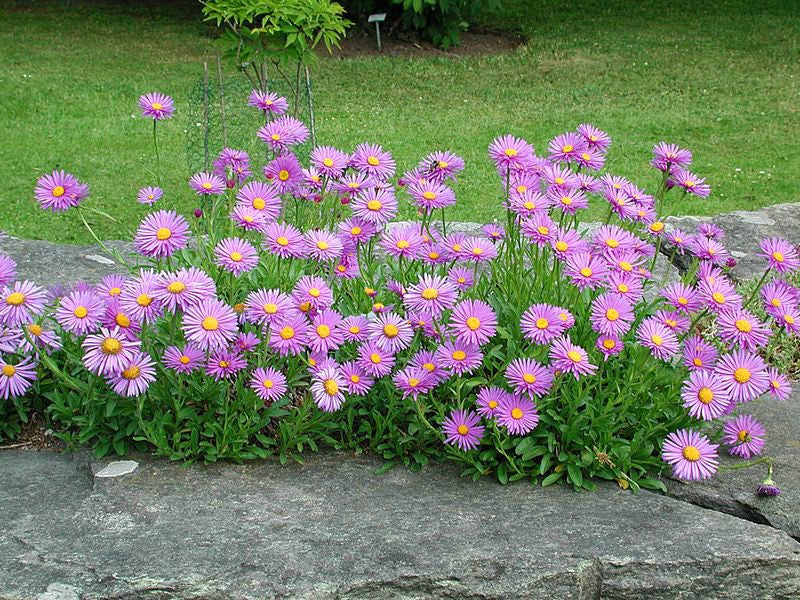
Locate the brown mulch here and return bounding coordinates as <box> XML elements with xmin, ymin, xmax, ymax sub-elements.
<box><xmin>0</xmin><ymin>412</ymin><xmax>64</xmax><ymax>452</ymax></box>
<box><xmin>329</xmin><ymin>29</ymin><xmax>524</xmax><ymax>59</ymax></box>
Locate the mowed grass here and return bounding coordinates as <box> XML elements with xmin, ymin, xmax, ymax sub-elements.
<box><xmin>1</xmin><ymin>0</ymin><xmax>798</xmax><ymax>243</ymax></box>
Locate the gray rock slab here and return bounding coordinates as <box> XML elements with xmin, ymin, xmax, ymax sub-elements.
<box><xmin>663</xmin><ymin>390</ymin><xmax>800</xmax><ymax>541</ymax></box>
<box><xmin>93</xmin><ymin>460</ymin><xmax>138</xmax><ymax>478</ymax></box>
<box><xmin>666</xmin><ymin>202</ymin><xmax>800</xmax><ymax>280</ymax></box>
<box><xmin>1</xmin><ymin>450</ymin><xmax>800</xmax><ymax>599</ymax></box>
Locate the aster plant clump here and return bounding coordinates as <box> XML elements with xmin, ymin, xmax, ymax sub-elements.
<box><xmin>0</xmin><ymin>92</ymin><xmax>794</xmax><ymax>492</ymax></box>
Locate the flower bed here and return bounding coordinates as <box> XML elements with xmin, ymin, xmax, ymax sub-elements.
<box><xmin>0</xmin><ymin>91</ymin><xmax>796</xmax><ymax>492</ymax></box>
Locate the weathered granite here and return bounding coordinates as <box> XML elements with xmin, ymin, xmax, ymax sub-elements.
<box><xmin>1</xmin><ymin>450</ymin><xmax>799</xmax><ymax>600</ymax></box>
<box><xmin>663</xmin><ymin>390</ymin><xmax>800</xmax><ymax>541</ymax></box>
<box><xmin>665</xmin><ymin>202</ymin><xmax>800</xmax><ymax>281</ymax></box>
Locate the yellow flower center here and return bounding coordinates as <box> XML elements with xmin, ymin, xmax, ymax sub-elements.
<box><xmin>580</xmin><ymin>267</ymin><xmax>593</xmax><ymax>278</ymax></box>
<box><xmin>396</xmin><ymin>240</ymin><xmax>410</xmax><ymax>250</ymax></box>
<box><xmin>488</xmin><ymin>400</ymin><xmax>498</xmax><ymax>409</ymax></box>
<box><xmin>650</xmin><ymin>221</ymin><xmax>665</xmax><ymax>232</ymax></box>
<box><xmin>511</xmin><ymin>407</ymin><xmax>524</xmax><ymax>420</ymax></box>
<box><xmin>52</xmin><ymin>185</ymin><xmax>65</xmax><ymax>197</ymax></box>
<box><xmin>322</xmin><ymin>157</ymin><xmax>334</xmax><ymax>167</ymax></box>
<box><xmin>466</xmin><ymin>317</ymin><xmax>481</xmax><ymax>331</ymax></box>
<box><xmin>350</xmin><ymin>374</ymin><xmax>361</xmax><ymax>384</ymax></box>
<box><xmin>277</xmin><ymin>236</ymin><xmax>289</xmax><ymax>247</ymax></box>
<box><xmin>323</xmin><ymin>379</ymin><xmax>339</xmax><ymax>395</ymax></box>
<box><xmin>785</xmin><ymin>314</ymin><xmax>796</xmax><ymax>324</ymax></box>
<box><xmin>457</xmin><ymin>424</ymin><xmax>470</xmax><ymax>435</ymax></box>
<box><xmin>770</xmin><ymin>298</ymin><xmax>781</xmax><ymax>307</ymax></box>
<box><xmin>367</xmin><ymin>200</ymin><xmax>382</xmax><ymax>211</ymax></box>
<box><xmin>156</xmin><ymin>227</ymin><xmax>172</xmax><ymax>241</ymax></box>
<box><xmin>108</xmin><ymin>287</ymin><xmax>122</xmax><ymax>297</ymax></box>
<box><xmin>383</xmin><ymin>324</ymin><xmax>399</xmax><ymax>338</ymax></box>
<box><xmin>581</xmin><ymin>152</ymin><xmax>591</xmax><ymax>161</ymax></box>
<box><xmin>348</xmin><ymin>325</ymin><xmax>361</xmax><ymax>334</ymax></box>
<box><xmin>522</xmin><ymin>373</ymin><xmax>536</xmax><ymax>384</ymax></box>
<box><xmin>2</xmin><ymin>365</ymin><xmax>16</xmax><ymax>377</ymax></box>
<box><xmin>537</xmin><ymin>226</ymin><xmax>550</xmax><ymax>236</ymax></box>
<box><xmin>278</xmin><ymin>169</ymin><xmax>290</xmax><ymax>181</ymax></box>
<box><xmin>555</xmin><ymin>241</ymin><xmax>568</xmax><ymax>252</ymax></box>
<box><xmin>772</xmin><ymin>251</ymin><xmax>784</xmax><ymax>262</ymax></box>
<box><xmin>429</xmin><ymin>251</ymin><xmax>440</xmax><ymax>260</ymax></box>
<box><xmin>438</xmin><ymin>161</ymin><xmax>449</xmax><ymax>168</ymax></box>
<box><xmin>472</xmin><ymin>247</ymin><xmax>484</xmax><ymax>256</ymax></box>
<box><xmin>602</xmin><ymin>338</ymin><xmax>616</xmax><ymax>349</ymax></box>
<box><xmin>280</xmin><ymin>326</ymin><xmax>295</xmax><ymax>340</ymax></box>
<box><xmin>202</xmin><ymin>316</ymin><xmax>219</xmax><ymax>331</ymax></box>
<box><xmin>555</xmin><ymin>177</ymin><xmax>565</xmax><ymax>185</ymax></box>
<box><xmin>422</xmin><ymin>288</ymin><xmax>439</xmax><ymax>300</ymax></box>
<box><xmin>309</xmin><ymin>288</ymin><xmax>321</xmax><ymax>298</ymax></box>
<box><xmin>252</xmin><ymin>197</ymin><xmax>266</xmax><ymax>210</ymax></box>
<box><xmin>737</xmin><ymin>430</ymin><xmax>749</xmax><ymax>443</ymax></box>
<box><xmin>606</xmin><ymin>308</ymin><xmax>619</xmax><ymax>321</ymax></box>
<box><xmin>678</xmin><ymin>297</ymin><xmax>688</xmax><ymax>306</ymax></box>
<box><xmin>179</xmin><ymin>355</ymin><xmax>191</xmax><ymax>365</ymax></box>
<box><xmin>524</xmin><ymin>201</ymin><xmax>535</xmax><ymax>210</ymax></box>
<box><xmin>535</xmin><ymin>317</ymin><xmax>549</xmax><ymax>330</ymax></box>
<box><xmin>516</xmin><ymin>185</ymin><xmax>528</xmax><ymax>193</ymax></box>
<box><xmin>122</xmin><ymin>365</ymin><xmax>140</xmax><ymax>380</ymax></box>
<box><xmin>370</xmin><ymin>353</ymin><xmax>381</xmax><ymax>364</ymax></box>
<box><xmin>712</xmin><ymin>292</ymin><xmax>726</xmax><ymax>304</ymax></box>
<box><xmin>422</xmin><ymin>191</ymin><xmax>436</xmax><ymax>201</ymax></box>
<box><xmin>151</xmin><ymin>102</ymin><xmax>163</xmax><ymax>110</ymax></box>
<box><xmin>202</xmin><ymin>182</ymin><xmax>212</xmax><ymax>190</ymax></box>
<box><xmin>367</xmin><ymin>156</ymin><xmax>380</xmax><ymax>166</ymax></box>
<box><xmin>693</xmin><ymin>358</ymin><xmax>703</xmax><ymax>367</ymax></box>
<box><xmin>618</xmin><ymin>284</ymin><xmax>629</xmax><ymax>293</ymax></box>
<box><xmin>27</xmin><ymin>324</ymin><xmax>43</xmax><ymax>336</ymax></box>
<box><xmin>457</xmin><ymin>277</ymin><xmax>466</xmax><ymax>284</ymax></box>
<box><xmin>567</xmin><ymin>350</ymin><xmax>582</xmax><ymax>363</ymax></box>
<box><xmin>259</xmin><ymin>378</ymin><xmax>273</xmax><ymax>390</ymax></box>
<box><xmin>561</xmin><ymin>144</ymin><xmax>574</xmax><ymax>153</ymax></box>
<box><xmin>6</xmin><ymin>292</ymin><xmax>25</xmax><ymax>306</ymax></box>
<box><xmin>167</xmin><ymin>281</ymin><xmax>186</xmax><ymax>294</ymax></box>
<box><xmin>619</xmin><ymin>261</ymin><xmax>633</xmax><ymax>272</ymax></box>
<box><xmin>422</xmin><ymin>362</ymin><xmax>435</xmax><ymax>372</ymax></box>
<box><xmin>101</xmin><ymin>338</ymin><xmax>122</xmax><ymax>355</ymax></box>
<box><xmin>350</xmin><ymin>226</ymin><xmax>362</xmax><ymax>236</ymax></box>
<box><xmin>373</xmin><ymin>302</ymin><xmax>384</xmax><ymax>310</ymax></box>
<box><xmin>651</xmin><ymin>334</ymin><xmax>663</xmax><ymax>346</ymax></box>
<box><xmin>408</xmin><ymin>378</ymin><xmax>420</xmax><ymax>387</ymax></box>
<box><xmin>682</xmin><ymin>446</ymin><xmax>700</xmax><ymax>461</ymax></box>
<box><xmin>271</xmin><ymin>133</ymin><xmax>280</xmax><ymax>141</ymax></box>
<box><xmin>504</xmin><ymin>148</ymin><xmax>517</xmax><ymax>157</ymax></box>
<box><xmin>452</xmin><ymin>350</ymin><xmax>467</xmax><ymax>361</ymax></box>
<box><xmin>233</xmin><ymin>303</ymin><xmax>245</xmax><ymax>313</ymax></box>
<box><xmin>684</xmin><ymin>180</ymin><xmax>695</xmax><ymax>188</ymax></box>
<box><xmin>316</xmin><ymin>325</ymin><xmax>331</xmax><ymax>338</ymax></box>
<box><xmin>698</xmin><ymin>387</ymin><xmax>714</xmax><ymax>404</ymax></box>
<box><xmin>735</xmin><ymin>319</ymin><xmax>752</xmax><ymax>333</ymax></box>
<box><xmin>734</xmin><ymin>368</ymin><xmax>751</xmax><ymax>383</ymax></box>
<box><xmin>73</xmin><ymin>306</ymin><xmax>88</xmax><ymax>318</ymax></box>
<box><xmin>115</xmin><ymin>313</ymin><xmax>131</xmax><ymax>327</ymax></box>
<box><xmin>561</xmin><ymin>196</ymin><xmax>573</xmax><ymax>206</ymax></box>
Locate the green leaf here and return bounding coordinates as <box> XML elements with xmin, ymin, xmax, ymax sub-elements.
<box><xmin>541</xmin><ymin>472</ymin><xmax>562</xmax><ymax>487</ymax></box>
<box><xmin>566</xmin><ymin>464</ymin><xmax>584</xmax><ymax>488</ymax></box>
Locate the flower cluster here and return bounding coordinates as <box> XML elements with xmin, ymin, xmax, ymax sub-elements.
<box><xmin>0</xmin><ymin>91</ymin><xmax>793</xmax><ymax>490</ymax></box>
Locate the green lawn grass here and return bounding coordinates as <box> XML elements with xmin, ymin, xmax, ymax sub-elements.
<box><xmin>1</xmin><ymin>0</ymin><xmax>798</xmax><ymax>243</ymax></box>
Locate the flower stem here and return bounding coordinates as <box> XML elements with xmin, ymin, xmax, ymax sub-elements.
<box><xmin>743</xmin><ymin>268</ymin><xmax>771</xmax><ymax>309</ymax></box>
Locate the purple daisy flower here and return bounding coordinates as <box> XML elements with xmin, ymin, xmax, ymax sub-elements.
<box><xmin>0</xmin><ymin>281</ymin><xmax>47</xmax><ymax>327</ymax></box>
<box><xmin>548</xmin><ymin>131</ymin><xmax>587</xmax><ymax>163</ymax></box>
<box><xmin>605</xmin><ymin>271</ymin><xmax>644</xmax><ymax>303</ymax></box>
<box><xmin>447</xmin><ymin>266</ymin><xmax>474</xmax><ymax>292</ymax></box>
<box><xmin>137</xmin><ymin>186</ymin><xmax>163</xmax><ymax>205</ymax></box>
<box><xmin>590</xmin><ymin>293</ymin><xmax>634</xmax><ymax>337</ymax></box>
<box><xmin>565</xmin><ymin>252</ymin><xmax>608</xmax><ymax>291</ymax></box>
<box><xmin>575</xmin><ymin>147</ymin><xmax>605</xmax><ymax>171</ymax></box>
<box><xmin>435</xmin><ymin>340</ymin><xmax>483</xmax><ymax>376</ymax></box>
<box><xmin>766</xmin><ymin>367</ymin><xmax>792</xmax><ymax>401</ymax></box>
<box><xmin>250</xmin><ymin>367</ymin><xmax>287</xmax><ymax>403</ymax></box>
<box><xmin>549</xmin><ymin>336</ymin><xmax>597</xmax><ymax>380</ymax></box>
<box><xmin>356</xmin><ymin>341</ymin><xmax>396</xmax><ymax>377</ymax></box>
<box><xmin>214</xmin><ymin>237</ymin><xmax>259</xmax><ymax>276</ymax></box>
<box><xmin>106</xmin><ymin>351</ymin><xmax>156</xmax><ymax>397</ymax></box>
<box><xmin>340</xmin><ymin>360</ymin><xmax>373</xmax><ymax>396</ymax></box>
<box><xmin>496</xmin><ymin>395</ymin><xmax>539</xmax><ymax>436</ymax></box>
<box><xmin>34</xmin><ymin>170</ymin><xmax>89</xmax><ymax>212</ymax></box>
<box><xmin>662</xmin><ymin>429</ymin><xmax>718</xmax><ymax>481</ymax></box>
<box><xmin>233</xmin><ymin>332</ymin><xmax>260</xmax><ymax>353</ymax></box>
<box><xmin>341</xmin><ymin>315</ymin><xmax>369</xmax><ymax>342</ymax></box>
<box><xmin>393</xmin><ymin>366</ymin><xmax>434</xmax><ymax>400</ymax></box>
<box><xmin>405</xmin><ymin>274</ymin><xmax>459</xmax><ymax>316</ymax></box>
<box><xmin>698</xmin><ymin>276</ymin><xmax>742</xmax><ymax>314</ymax></box>
<box><xmin>760</xmin><ymin>281</ymin><xmax>798</xmax><ymax>319</ymax></box>
<box><xmin>164</xmin><ymin>345</ymin><xmax>204</xmax><ymax>374</ymax></box>
<box><xmin>715</xmin><ymin>350</ymin><xmax>770</xmax><ymax>403</ymax></box>
<box><xmin>153</xmin><ymin>268</ymin><xmax>215</xmax><ymax>313</ymax></box>
<box><xmin>189</xmin><ymin>172</ymin><xmax>226</xmax><ymax>196</ymax></box>
<box><xmin>381</xmin><ymin>224</ymin><xmax>425</xmax><ymax>259</ymax></box>
<box><xmin>449</xmin><ymin>300</ymin><xmax>497</xmax><ymax>346</ymax></box>
<box><xmin>182</xmin><ymin>298</ymin><xmax>238</xmax><ymax>351</ymax></box>
<box><xmin>264</xmin><ymin>311</ymin><xmax>305</xmax><ymax>356</ymax></box>
<box><xmin>691</xmin><ymin>236</ymin><xmax>729</xmax><ymax>266</ymax></box>
<box><xmin>506</xmin><ymin>358</ymin><xmax>553</xmax><ymax>398</ymax></box>
<box><xmin>666</xmin><ymin>229</ymin><xmax>694</xmax><ymax>254</ymax></box>
<box><xmin>543</xmin><ymin>164</ymin><xmax>580</xmax><ymax>189</ymax></box>
<box><xmin>368</xmin><ymin>312</ymin><xmax>414</xmax><ymax>354</ymax></box>
<box><xmin>682</xmin><ymin>335</ymin><xmax>718</xmax><ymax>372</ymax></box>
<box><xmin>56</xmin><ymin>289</ymin><xmax>104</xmax><ymax>336</ymax></box>
<box><xmin>308</xmin><ymin>309</ymin><xmax>344</xmax><ymax>354</ymax></box>
<box><xmin>248</xmin><ymin>90</ymin><xmax>288</xmax><ymax>115</ymax></box>
<box><xmin>301</xmin><ymin>229</ymin><xmax>342</xmax><ymax>263</ymax></box>
<box><xmin>759</xmin><ymin>238</ymin><xmax>800</xmax><ymax>274</ymax></box>
<box><xmin>134</xmin><ymin>210</ymin><xmax>190</xmax><ymax>258</ymax></box>
<box><xmin>263</xmin><ymin>153</ymin><xmax>303</xmax><ymax>194</ymax></box>
<box><xmin>120</xmin><ymin>269</ymin><xmax>164</xmax><ymax>324</ymax></box>
<box><xmin>551</xmin><ymin>228</ymin><xmax>589</xmax><ymax>260</ymax></box>
<box><xmin>521</xmin><ymin>213</ymin><xmax>557</xmax><ymax>248</ymax></box>
<box><xmin>230</xmin><ymin>204</ymin><xmax>268</xmax><ymax>233</ymax></box>
<box><xmin>293</xmin><ymin>276</ymin><xmax>334</xmax><ymax>313</ymax></box>
<box><xmin>463</xmin><ymin>236</ymin><xmax>498</xmax><ymax>263</ymax></box>
<box><xmin>596</xmin><ymin>334</ymin><xmax>623</xmax><ymax>359</ymax></box>
<box><xmin>264</xmin><ymin>222</ymin><xmax>305</xmax><ymax>259</ymax></box>
<box><xmin>681</xmin><ymin>370</ymin><xmax>732</xmax><ymax>421</ymax></box>
<box><xmin>96</xmin><ymin>274</ymin><xmax>127</xmax><ymax>304</ymax></box>
<box><xmin>655</xmin><ymin>309</ymin><xmax>690</xmax><ymax>335</ymax></box>
<box><xmin>101</xmin><ymin>299</ymin><xmax>140</xmax><ymax>341</ymax></box>
<box><xmin>548</xmin><ymin>187</ymin><xmax>588</xmax><ymax>215</ymax></box>
<box><xmin>409</xmin><ymin>349</ymin><xmax>448</xmax><ymax>384</ymax></box>
<box><xmin>722</xmin><ymin>415</ymin><xmax>766</xmax><ymax>459</ymax></box>
<box><xmin>481</xmin><ymin>223</ymin><xmax>505</xmax><ymax>242</ymax></box>
<box><xmin>18</xmin><ymin>322</ymin><xmax>62</xmax><ymax>355</ymax></box>
<box><xmin>488</xmin><ymin>135</ymin><xmax>534</xmax><ymax>171</ymax></box>
<box><xmin>213</xmin><ymin>147</ymin><xmax>251</xmax><ymax>184</ymax></box>
<box><xmin>509</xmin><ymin>190</ymin><xmax>550</xmax><ymax>218</ymax></box>
<box><xmin>351</xmin><ymin>187</ymin><xmax>398</xmax><ymax>226</ymax></box>
<box><xmin>717</xmin><ymin>308</ymin><xmax>772</xmax><ymax>351</ymax></box>
<box><xmin>651</xmin><ymin>142</ymin><xmax>692</xmax><ymax>171</ymax></box>
<box><xmin>310</xmin><ymin>146</ymin><xmax>348</xmax><ymax>178</ymax></box>
<box><xmin>476</xmin><ymin>386</ymin><xmax>510</xmax><ymax>418</ymax></box>
<box><xmin>0</xmin><ymin>255</ymin><xmax>16</xmax><ymax>287</ymax></box>
<box><xmin>575</xmin><ymin>172</ymin><xmax>603</xmax><ymax>194</ymax></box>
<box><xmin>332</xmin><ymin>172</ymin><xmax>374</xmax><ymax>196</ymax></box>
<box><xmin>0</xmin><ymin>357</ymin><xmax>37</xmax><ymax>399</ymax></box>
<box><xmin>671</xmin><ymin>167</ymin><xmax>711</xmax><ymax>197</ymax></box>
<box><xmin>81</xmin><ymin>327</ymin><xmax>140</xmax><ymax>376</ymax></box>
<box><xmin>775</xmin><ymin>308</ymin><xmax>800</xmax><ymax>334</ymax></box>
<box><xmin>662</xmin><ymin>282</ymin><xmax>701</xmax><ymax>314</ymax></box>
<box><xmin>442</xmin><ymin>409</ymin><xmax>484</xmax><ymax>451</ymax></box>
<box><xmin>636</xmin><ymin>318</ymin><xmax>679</xmax><ymax>361</ymax></box>
<box><xmin>407</xmin><ymin>180</ymin><xmax>456</xmax><ymax>212</ymax></box>
<box><xmin>311</xmin><ymin>365</ymin><xmax>347</xmax><ymax>412</ymax></box>
<box><xmin>205</xmin><ymin>348</ymin><xmax>247</xmax><ymax>380</ymax></box>
<box><xmin>577</xmin><ymin>124</ymin><xmax>611</xmax><ymax>152</ymax></box>
<box><xmin>419</xmin><ymin>150</ymin><xmax>465</xmax><ymax>183</ymax></box>
<box><xmin>257</xmin><ymin>115</ymin><xmax>309</xmax><ymax>151</ymax></box>
<box><xmin>236</xmin><ymin>181</ymin><xmax>281</xmax><ymax>221</ymax></box>
<box><xmin>337</xmin><ymin>218</ymin><xmax>377</xmax><ymax>249</ymax></box>
<box><xmin>351</xmin><ymin>142</ymin><xmax>396</xmax><ymax>181</ymax></box>
<box><xmin>138</xmin><ymin>92</ymin><xmax>174</xmax><ymax>120</ymax></box>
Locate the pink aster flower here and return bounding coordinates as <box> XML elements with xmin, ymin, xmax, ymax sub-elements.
<box><xmin>418</xmin><ymin>150</ymin><xmax>465</xmax><ymax>183</ymax></box>
<box><xmin>717</xmin><ymin>308</ymin><xmax>771</xmax><ymax>351</ymax></box>
<box><xmin>137</xmin><ymin>186</ymin><xmax>163</xmax><ymax>205</ymax></box>
<box><xmin>263</xmin><ymin>153</ymin><xmax>303</xmax><ymax>194</ymax></box>
<box><xmin>0</xmin><ymin>281</ymin><xmax>47</xmax><ymax>327</ymax></box>
<box><xmin>404</xmin><ymin>274</ymin><xmax>459</xmax><ymax>316</ymax></box>
<box><xmin>34</xmin><ymin>170</ymin><xmax>89</xmax><ymax>212</ymax></box>
<box><xmin>722</xmin><ymin>415</ymin><xmax>766</xmax><ymax>459</ymax></box>
<box><xmin>310</xmin><ymin>146</ymin><xmax>348</xmax><ymax>178</ymax></box>
<box><xmin>520</xmin><ymin>304</ymin><xmax>566</xmax><ymax>346</ymax></box>
<box><xmin>651</xmin><ymin>142</ymin><xmax>692</xmax><ymax>172</ymax></box>
<box><xmin>214</xmin><ymin>238</ymin><xmax>259</xmax><ymax>276</ymax></box>
<box><xmin>698</xmin><ymin>276</ymin><xmax>742</xmax><ymax>314</ymax></box>
<box><xmin>311</xmin><ymin>365</ymin><xmax>347</xmax><ymax>412</ymax></box>
<box><xmin>521</xmin><ymin>213</ymin><xmax>557</xmax><ymax>248</ymax></box>
<box><xmin>56</xmin><ymin>289</ymin><xmax>104</xmax><ymax>336</ymax></box>
<box><xmin>292</xmin><ymin>276</ymin><xmax>333</xmax><ymax>313</ymax></box>
<box><xmin>449</xmin><ymin>300</ymin><xmax>497</xmax><ymax>346</ymax></box>
<box><xmin>351</xmin><ymin>142</ymin><xmax>396</xmax><ymax>181</ymax></box>
<box><xmin>691</xmin><ymin>236</ymin><xmax>729</xmax><ymax>266</ymax></box>
<box><xmin>120</xmin><ymin>269</ymin><xmax>164</xmax><ymax>324</ymax></box>
<box><xmin>340</xmin><ymin>360</ymin><xmax>373</xmax><ymax>396</ymax></box>
<box><xmin>774</xmin><ymin>307</ymin><xmax>800</xmax><ymax>334</ymax></box>
<box><xmin>681</xmin><ymin>370</ymin><xmax>732</xmax><ymax>421</ymax></box>
<box><xmin>496</xmin><ymin>395</ymin><xmax>539</xmax><ymax>436</ymax></box>
<box><xmin>153</xmin><ymin>268</ymin><xmax>215</xmax><ymax>313</ymax></box>
<box><xmin>506</xmin><ymin>358</ymin><xmax>553</xmax><ymax>398</ymax></box>
<box><xmin>337</xmin><ymin>218</ymin><xmax>377</xmax><ymax>249</ymax></box>
<box><xmin>435</xmin><ymin>340</ymin><xmax>483</xmax><ymax>376</ymax></box>
<box><xmin>548</xmin><ymin>131</ymin><xmax>587</xmax><ymax>163</ymax></box>
<box><xmin>596</xmin><ymin>334</ymin><xmax>623</xmax><ymax>359</ymax></box>
<box><xmin>577</xmin><ymin>124</ymin><xmax>611</xmax><ymax>152</ymax></box>
<box><xmin>476</xmin><ymin>386</ymin><xmax>511</xmax><ymax>418</ymax></box>
<box><xmin>101</xmin><ymin>299</ymin><xmax>140</xmax><ymax>341</ymax></box>
<box><xmin>164</xmin><ymin>345</ymin><xmax>204</xmax><ymax>374</ymax></box>
<box><xmin>592</xmin><ymin>225</ymin><xmax>637</xmax><ymax>256</ymax></box>
<box><xmin>248</xmin><ymin>90</ymin><xmax>288</xmax><ymax>115</ymax></box>
<box><xmin>230</xmin><ymin>204</ymin><xmax>268</xmax><ymax>233</ymax></box>
<box><xmin>542</xmin><ymin>164</ymin><xmax>580</xmax><ymax>189</ymax></box>
<box><xmin>81</xmin><ymin>327</ymin><xmax>140</xmax><ymax>376</ymax></box>
<box><xmin>393</xmin><ymin>366</ymin><xmax>435</xmax><ymax>400</ymax></box>
<box><xmin>409</xmin><ymin>349</ymin><xmax>448</xmax><ymax>384</ymax></box>
<box><xmin>550</xmin><ymin>228</ymin><xmax>589</xmax><ymax>260</ymax></box>
<box><xmin>509</xmin><ymin>190</ymin><xmax>550</xmax><ymax>219</ymax></box>
<box><xmin>250</xmin><ymin>367</ymin><xmax>287</xmax><ymax>403</ymax></box>
<box><xmin>268</xmin><ymin>311</ymin><xmax>308</xmax><ymax>356</ymax></box>
<box><xmin>548</xmin><ymin>187</ymin><xmax>588</xmax><ymax>215</ymax></box>
<box><xmin>575</xmin><ymin>172</ymin><xmax>603</xmax><ymax>194</ymax></box>
<box><xmin>105</xmin><ymin>351</ymin><xmax>155</xmax><ymax>397</ymax></box>
<box><xmin>760</xmin><ymin>280</ymin><xmax>798</xmax><ymax>319</ymax></box>
<box><xmin>654</xmin><ymin>309</ymin><xmax>690</xmax><ymax>335</ymax></box>
<box><xmin>407</xmin><ymin>180</ymin><xmax>456</xmax><ymax>212</ymax></box>
<box><xmin>236</xmin><ymin>181</ymin><xmax>281</xmax><ymax>221</ymax></box>
<box><xmin>481</xmin><ymin>223</ymin><xmax>505</xmax><ymax>242</ymax></box>
<box><xmin>205</xmin><ymin>348</ymin><xmax>247</xmax><ymax>380</ymax></box>
<box><xmin>590</xmin><ymin>293</ymin><xmax>634</xmax><ymax>337</ymax></box>
<box><xmin>332</xmin><ymin>171</ymin><xmax>374</xmax><ymax>196</ymax></box>
<box><xmin>574</xmin><ymin>147</ymin><xmax>605</xmax><ymax>171</ymax></box>
<box><xmin>308</xmin><ymin>309</ymin><xmax>344</xmax><ymax>354</ymax></box>
<box><xmin>263</xmin><ymin>222</ymin><xmax>305</xmax><ymax>259</ymax></box>
<box><xmin>463</xmin><ymin>236</ymin><xmax>498</xmax><ymax>263</ymax></box>
<box><xmin>759</xmin><ymin>238</ymin><xmax>800</xmax><ymax>274</ymax></box>
<box><xmin>189</xmin><ymin>172</ymin><xmax>226</xmax><ymax>196</ymax></box>
<box><xmin>489</xmin><ymin>135</ymin><xmax>534</xmax><ymax>172</ymax></box>
<box><xmin>139</xmin><ymin>92</ymin><xmax>174</xmax><ymax>120</ymax></box>
<box><xmin>442</xmin><ymin>409</ymin><xmax>485</xmax><ymax>451</ymax></box>
<box><xmin>605</xmin><ymin>271</ymin><xmax>643</xmax><ymax>303</ymax></box>
<box><xmin>134</xmin><ymin>210</ymin><xmax>190</xmax><ymax>258</ymax></box>
<box><xmin>549</xmin><ymin>336</ymin><xmax>597</xmax><ymax>380</ymax></box>
<box><xmin>351</xmin><ymin>187</ymin><xmax>398</xmax><ymax>225</ymax></box>
<box><xmin>367</xmin><ymin>312</ymin><xmax>414</xmax><ymax>354</ymax></box>
<box><xmin>182</xmin><ymin>298</ymin><xmax>238</xmax><ymax>351</ymax></box>
<box><xmin>682</xmin><ymin>335</ymin><xmax>718</xmax><ymax>372</ymax></box>
<box><xmin>447</xmin><ymin>266</ymin><xmax>474</xmax><ymax>292</ymax></box>
<box><xmin>341</xmin><ymin>315</ymin><xmax>369</xmax><ymax>342</ymax></box>
<box><xmin>662</xmin><ymin>429</ymin><xmax>718</xmax><ymax>481</ymax></box>
<box><xmin>636</xmin><ymin>318</ymin><xmax>679</xmax><ymax>361</ymax></box>
<box><xmin>666</xmin><ymin>229</ymin><xmax>694</xmax><ymax>254</ymax></box>
<box><xmin>715</xmin><ymin>350</ymin><xmax>770</xmax><ymax>403</ymax></box>
<box><xmin>766</xmin><ymin>367</ymin><xmax>792</xmax><ymax>401</ymax></box>
<box><xmin>0</xmin><ymin>255</ymin><xmax>16</xmax><ymax>286</ymax></box>
<box><xmin>671</xmin><ymin>167</ymin><xmax>710</xmax><ymax>197</ymax></box>
<box><xmin>233</xmin><ymin>332</ymin><xmax>260</xmax><ymax>353</ymax></box>
<box><xmin>565</xmin><ymin>252</ymin><xmax>608</xmax><ymax>291</ymax></box>
<box><xmin>0</xmin><ymin>357</ymin><xmax>37</xmax><ymax>399</ymax></box>
<box><xmin>380</xmin><ymin>224</ymin><xmax>424</xmax><ymax>259</ymax></box>
<box><xmin>257</xmin><ymin>115</ymin><xmax>309</xmax><ymax>151</ymax></box>
<box><xmin>662</xmin><ymin>282</ymin><xmax>701</xmax><ymax>314</ymax></box>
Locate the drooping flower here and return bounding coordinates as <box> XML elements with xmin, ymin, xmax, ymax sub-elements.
<box><xmin>717</xmin><ymin>308</ymin><xmax>772</xmax><ymax>351</ymax></box>
<box><xmin>164</xmin><ymin>345</ymin><xmax>204</xmax><ymax>374</ymax></box>
<box><xmin>81</xmin><ymin>327</ymin><xmax>140</xmax><ymax>376</ymax></box>
<box><xmin>766</xmin><ymin>367</ymin><xmax>792</xmax><ymax>401</ymax></box>
<box><xmin>311</xmin><ymin>365</ymin><xmax>347</xmax><ymax>412</ymax></box>
<box><xmin>0</xmin><ymin>281</ymin><xmax>47</xmax><ymax>327</ymax></box>
<box><xmin>435</xmin><ymin>340</ymin><xmax>483</xmax><ymax>376</ymax></box>
<box><xmin>496</xmin><ymin>395</ymin><xmax>539</xmax><ymax>436</ymax></box>
<box><xmin>449</xmin><ymin>300</ymin><xmax>497</xmax><ymax>346</ymax></box>
<box><xmin>662</xmin><ymin>429</ymin><xmax>718</xmax><ymax>481</ymax></box>
<box><xmin>506</xmin><ymin>358</ymin><xmax>553</xmax><ymax>398</ymax></box>
<box><xmin>138</xmin><ymin>92</ymin><xmax>174</xmax><ymax>120</ymax></box>
<box><xmin>214</xmin><ymin>237</ymin><xmax>259</xmax><ymax>275</ymax></box>
<box><xmin>759</xmin><ymin>238</ymin><xmax>800</xmax><ymax>274</ymax></box>
<box><xmin>134</xmin><ymin>210</ymin><xmax>190</xmax><ymax>258</ymax></box>
<box><xmin>442</xmin><ymin>409</ymin><xmax>485</xmax><ymax>451</ymax></box>
<box><xmin>404</xmin><ymin>274</ymin><xmax>459</xmax><ymax>316</ymax></box>
<box><xmin>248</xmin><ymin>90</ymin><xmax>288</xmax><ymax>115</ymax></box>
<box><xmin>722</xmin><ymin>415</ymin><xmax>766</xmax><ymax>459</ymax></box>
<box><xmin>250</xmin><ymin>367</ymin><xmax>288</xmax><ymax>403</ymax></box>
<box><xmin>681</xmin><ymin>370</ymin><xmax>732</xmax><ymax>421</ymax></box>
<box><xmin>549</xmin><ymin>336</ymin><xmax>597</xmax><ymax>379</ymax></box>
<box><xmin>268</xmin><ymin>311</ymin><xmax>309</xmax><ymax>356</ymax></box>
<box><xmin>481</xmin><ymin>223</ymin><xmax>505</xmax><ymax>242</ymax></box>
<box><xmin>34</xmin><ymin>170</ymin><xmax>89</xmax><ymax>212</ymax></box>
<box><xmin>182</xmin><ymin>298</ymin><xmax>238</xmax><ymax>351</ymax></box>
<box><xmin>715</xmin><ymin>350</ymin><xmax>770</xmax><ymax>403</ymax></box>
<box><xmin>0</xmin><ymin>357</ymin><xmax>37</xmax><ymax>399</ymax></box>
